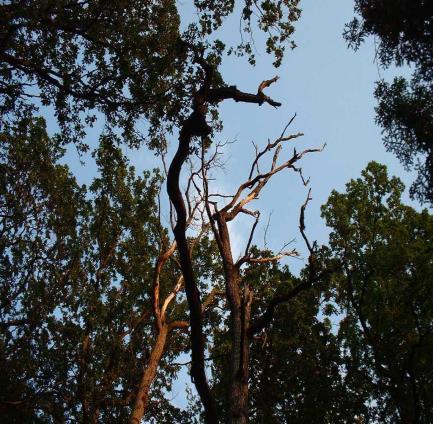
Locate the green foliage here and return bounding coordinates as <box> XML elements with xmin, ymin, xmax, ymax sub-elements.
<box><xmin>0</xmin><ymin>111</ymin><xmax>88</xmax><ymax>424</ymax></box>
<box><xmin>375</xmin><ymin>77</ymin><xmax>433</xmax><ymax>204</ymax></box>
<box><xmin>247</xmin><ymin>274</ymin><xmax>360</xmax><ymax>423</ymax></box>
<box><xmin>322</xmin><ymin>162</ymin><xmax>433</xmax><ymax>422</ymax></box>
<box><xmin>1</xmin><ymin>0</ymin><xmax>301</xmax><ymax>150</ymax></box>
<box><xmin>345</xmin><ymin>1</ymin><xmax>433</xmax><ymax>204</ymax></box>
<box><xmin>0</xmin><ymin>114</ymin><xmax>191</xmax><ymax>422</ymax></box>
<box><xmin>3</xmin><ymin>3</ymin><xmax>433</xmax><ymax>422</ymax></box>
<box><xmin>210</xmin><ymin>252</ymin><xmax>363</xmax><ymax>423</ymax></box>
<box><xmin>193</xmin><ymin>0</ymin><xmax>300</xmax><ymax>66</ymax></box>
<box><xmin>1</xmin><ymin>0</ymin><xmax>187</xmax><ymax>149</ymax></box>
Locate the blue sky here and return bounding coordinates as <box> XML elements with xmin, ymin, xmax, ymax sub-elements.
<box><xmin>49</xmin><ymin>1</ymin><xmax>419</xmax><ymax>412</ymax></box>
<box><xmin>160</xmin><ymin>0</ymin><xmax>417</xmax><ymax>271</ymax></box>
<box><xmin>59</xmin><ymin>0</ymin><xmax>418</xmax><ymax>270</ymax></box>
<box><xmin>157</xmin><ymin>0</ymin><xmax>419</xmax><ymax>411</ymax></box>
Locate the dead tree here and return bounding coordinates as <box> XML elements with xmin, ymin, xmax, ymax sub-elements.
<box><xmin>199</xmin><ymin>120</ymin><xmax>323</xmax><ymax>423</ymax></box>
<box><xmin>166</xmin><ymin>50</ymin><xmax>283</xmax><ymax>423</ymax></box>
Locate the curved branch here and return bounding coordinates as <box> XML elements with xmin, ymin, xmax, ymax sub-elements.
<box><xmin>160</xmin><ymin>275</ymin><xmax>184</xmax><ymax>323</ymax></box>
<box><xmin>153</xmin><ymin>242</ymin><xmax>177</xmax><ymax>332</ymax></box>
<box><xmin>167</xmin><ymin>110</ymin><xmax>217</xmax><ymax>423</ymax></box>
<box><xmin>166</xmin><ymin>53</ymin><xmax>283</xmax><ymax>423</ymax></box>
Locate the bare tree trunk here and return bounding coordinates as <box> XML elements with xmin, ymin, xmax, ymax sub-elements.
<box><xmin>129</xmin><ymin>325</ymin><xmax>169</xmax><ymax>424</ymax></box>
<box><xmin>214</xmin><ymin>216</ymin><xmax>251</xmax><ymax>424</ymax></box>
<box><xmin>228</xmin><ymin>283</ymin><xmax>252</xmax><ymax>424</ymax></box>
<box><xmin>227</xmin><ymin>270</ymin><xmax>244</xmax><ymax>424</ymax></box>
<box><xmin>166</xmin><ymin>52</ymin><xmax>282</xmax><ymax>423</ymax></box>
<box><xmin>197</xmin><ymin>110</ymin><xmax>319</xmax><ymax>423</ymax></box>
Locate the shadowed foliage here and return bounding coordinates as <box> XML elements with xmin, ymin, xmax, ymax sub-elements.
<box><xmin>345</xmin><ymin>0</ymin><xmax>433</xmax><ymax>204</ymax></box>
<box><xmin>322</xmin><ymin>162</ymin><xmax>433</xmax><ymax>423</ymax></box>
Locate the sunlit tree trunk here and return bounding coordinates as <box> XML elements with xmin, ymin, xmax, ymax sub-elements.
<box><xmin>129</xmin><ymin>324</ymin><xmax>169</xmax><ymax>424</ymax></box>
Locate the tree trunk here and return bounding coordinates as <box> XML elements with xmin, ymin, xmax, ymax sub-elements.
<box><xmin>129</xmin><ymin>325</ymin><xmax>169</xmax><ymax>424</ymax></box>
<box><xmin>228</xmin><ymin>283</ymin><xmax>252</xmax><ymax>424</ymax></box>
<box><xmin>167</xmin><ymin>109</ymin><xmax>217</xmax><ymax>424</ymax></box>
<box><xmin>214</xmin><ymin>216</ymin><xmax>252</xmax><ymax>424</ymax></box>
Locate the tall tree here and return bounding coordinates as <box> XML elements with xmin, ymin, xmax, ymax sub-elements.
<box><xmin>3</xmin><ymin>2</ymin><xmax>350</xmax><ymax>422</ymax></box>
<box><xmin>322</xmin><ymin>162</ymin><xmax>433</xmax><ymax>423</ymax></box>
<box><xmin>0</xmin><ymin>114</ymin><xmax>208</xmax><ymax>422</ymax></box>
<box><xmin>345</xmin><ymin>1</ymin><xmax>433</xmax><ymax>204</ymax></box>
<box><xmin>189</xmin><ymin>123</ymin><xmax>325</xmax><ymax>423</ymax></box>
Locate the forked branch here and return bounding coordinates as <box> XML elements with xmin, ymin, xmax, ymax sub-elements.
<box><xmin>248</xmin><ymin>187</ymin><xmax>322</xmax><ymax>337</ymax></box>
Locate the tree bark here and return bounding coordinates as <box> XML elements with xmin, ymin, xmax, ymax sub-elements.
<box><xmin>214</xmin><ymin>215</ymin><xmax>251</xmax><ymax>424</ymax></box>
<box><xmin>129</xmin><ymin>324</ymin><xmax>169</xmax><ymax>424</ymax></box>
<box><xmin>228</xmin><ymin>283</ymin><xmax>252</xmax><ymax>424</ymax></box>
<box><xmin>166</xmin><ymin>56</ymin><xmax>281</xmax><ymax>423</ymax></box>
<box><xmin>167</xmin><ymin>109</ymin><xmax>217</xmax><ymax>424</ymax></box>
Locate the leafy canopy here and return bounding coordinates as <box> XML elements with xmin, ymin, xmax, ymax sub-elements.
<box><xmin>0</xmin><ymin>114</ymin><xmax>194</xmax><ymax>422</ymax></box>
<box><xmin>1</xmin><ymin>0</ymin><xmax>301</xmax><ymax>150</ymax></box>
<box><xmin>322</xmin><ymin>161</ymin><xmax>433</xmax><ymax>422</ymax></box>
<box><xmin>345</xmin><ymin>1</ymin><xmax>433</xmax><ymax>204</ymax></box>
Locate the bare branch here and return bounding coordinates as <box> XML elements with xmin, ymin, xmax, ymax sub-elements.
<box><xmin>153</xmin><ymin>242</ymin><xmax>177</xmax><ymax>331</ymax></box>
<box><xmin>257</xmin><ymin>76</ymin><xmax>279</xmax><ymax>94</ymax></box>
<box><xmin>248</xmin><ymin>117</ymin><xmax>303</xmax><ymax>180</ymax></box>
<box><xmin>263</xmin><ymin>211</ymin><xmax>273</xmax><ymax>248</ymax></box>
<box><xmin>244</xmin><ymin>211</ymin><xmax>260</xmax><ymax>259</ymax></box>
<box><xmin>248</xmin><ymin>130</ymin><xmax>305</xmax><ymax>177</ymax></box>
<box><xmin>292</xmin><ymin>166</ymin><xmax>310</xmax><ymax>186</ymax></box>
<box><xmin>299</xmin><ymin>188</ymin><xmax>315</xmax><ymax>256</ymax></box>
<box><xmin>160</xmin><ymin>275</ymin><xmax>184</xmax><ymax>323</ymax></box>
<box><xmin>201</xmin><ymin>142</ymin><xmax>223</xmax><ymax>250</ymax></box>
<box><xmin>237</xmin><ymin>249</ymin><xmax>298</xmax><ymax>268</ymax></box>
<box><xmin>208</xmin><ymin>193</ymin><xmax>235</xmax><ymax>199</ymax></box>
<box><xmin>225</xmin><ymin>145</ymin><xmax>324</xmax><ymax>221</ymax></box>
<box><xmin>239</xmin><ymin>208</ymin><xmax>258</xmax><ymax>218</ymax></box>
<box><xmin>251</xmin><ymin>140</ymin><xmax>260</xmax><ymax>176</ymax></box>
<box><xmin>207</xmin><ymin>77</ymin><xmax>281</xmax><ymax>107</ymax></box>
<box><xmin>278</xmin><ymin>113</ymin><xmax>297</xmax><ymax>139</ymax></box>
